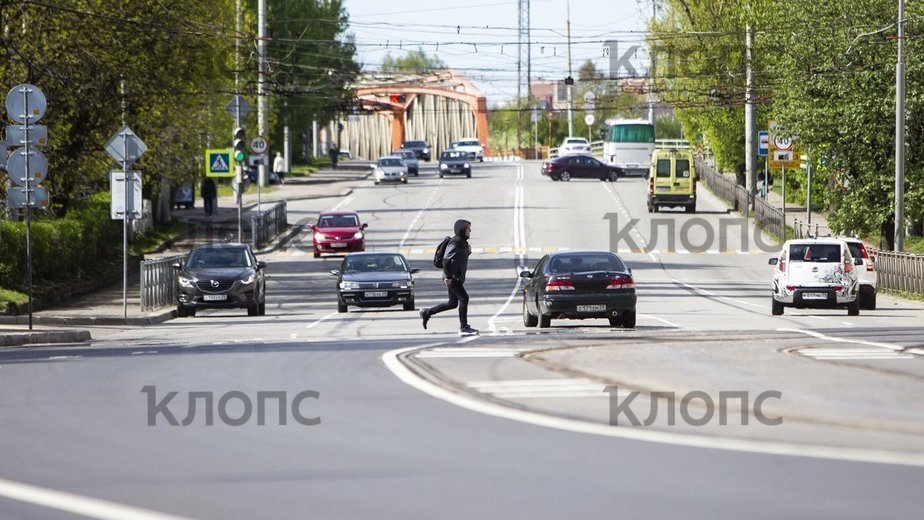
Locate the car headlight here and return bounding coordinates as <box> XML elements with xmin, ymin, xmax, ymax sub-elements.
<box><xmin>178</xmin><ymin>275</ymin><xmax>195</xmax><ymax>288</ymax></box>
<box><xmin>240</xmin><ymin>274</ymin><xmax>255</xmax><ymax>285</ymax></box>
<box><xmin>440</xmin><ymin>163</ymin><xmax>448</xmax><ymax>169</ymax></box>
<box><xmin>423</xmin><ymin>148</ymin><xmax>429</xmax><ymax>153</ymax></box>
<box><xmin>340</xmin><ymin>281</ymin><xmax>360</xmax><ymax>290</ymax></box>
<box><xmin>353</xmin><ymin>231</ymin><xmax>363</xmax><ymax>239</ymax></box>
<box><xmin>464</xmin><ymin>163</ymin><xmax>471</xmax><ymax>168</ymax></box>
<box><xmin>314</xmin><ymin>232</ymin><xmax>326</xmax><ymax>240</ymax></box>
<box><xmin>394</xmin><ymin>281</ymin><xmax>412</xmax><ymax>289</ymax></box>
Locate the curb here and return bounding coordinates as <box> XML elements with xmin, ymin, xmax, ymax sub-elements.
<box><xmin>0</xmin><ymin>329</ymin><xmax>92</xmax><ymax>347</ymax></box>
<box><xmin>0</xmin><ymin>309</ymin><xmax>176</xmax><ymax>327</ymax></box>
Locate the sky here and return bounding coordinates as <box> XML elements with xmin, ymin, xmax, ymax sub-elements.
<box><xmin>343</xmin><ymin>0</ymin><xmax>654</xmax><ymax>105</ymax></box>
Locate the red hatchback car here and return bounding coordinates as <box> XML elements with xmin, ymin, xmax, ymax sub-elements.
<box><xmin>310</xmin><ymin>211</ymin><xmax>367</xmax><ymax>258</ymax></box>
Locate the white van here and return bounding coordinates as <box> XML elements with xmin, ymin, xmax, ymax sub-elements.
<box><xmin>769</xmin><ymin>239</ymin><xmax>860</xmax><ymax>316</ymax></box>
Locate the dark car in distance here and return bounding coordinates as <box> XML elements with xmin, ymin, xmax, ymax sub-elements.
<box><xmin>174</xmin><ymin>243</ymin><xmax>267</xmax><ymax>317</ymax></box>
<box><xmin>520</xmin><ymin>251</ymin><xmax>636</xmax><ymax>328</ymax></box>
<box><xmin>541</xmin><ymin>154</ymin><xmax>622</xmax><ymax>182</ymax></box>
<box><xmin>331</xmin><ymin>252</ymin><xmax>419</xmax><ymax>313</ymax></box>
<box><xmin>438</xmin><ymin>150</ymin><xmax>472</xmax><ymax>178</ymax></box>
<box><xmin>400</xmin><ymin>140</ymin><xmax>431</xmax><ymax>161</ymax></box>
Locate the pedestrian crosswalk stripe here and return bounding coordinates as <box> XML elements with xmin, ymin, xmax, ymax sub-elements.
<box><xmin>415</xmin><ymin>346</ymin><xmax>533</xmax><ymax>358</ymax></box>
<box><xmin>466</xmin><ymin>378</ymin><xmax>629</xmax><ymax>399</ymax></box>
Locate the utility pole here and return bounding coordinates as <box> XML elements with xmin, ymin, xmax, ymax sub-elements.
<box><xmin>235</xmin><ymin>0</ymin><xmax>243</xmax><ymax>242</ymax></box>
<box><xmin>648</xmin><ymin>0</ymin><xmax>656</xmax><ymax>124</ymax></box>
<box><xmin>257</xmin><ymin>0</ymin><xmax>268</xmax><ymax>187</ymax></box>
<box><xmin>895</xmin><ymin>0</ymin><xmax>906</xmax><ymax>251</ymax></box>
<box><xmin>566</xmin><ymin>0</ymin><xmax>574</xmax><ymax>137</ymax></box>
<box><xmin>744</xmin><ymin>23</ymin><xmax>757</xmax><ymax>210</ymax></box>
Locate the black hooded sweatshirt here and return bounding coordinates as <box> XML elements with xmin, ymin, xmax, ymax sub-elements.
<box><xmin>443</xmin><ymin>219</ymin><xmax>471</xmax><ymax>283</ymax></box>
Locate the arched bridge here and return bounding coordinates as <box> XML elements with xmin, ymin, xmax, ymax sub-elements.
<box><xmin>327</xmin><ymin>71</ymin><xmax>489</xmax><ymax>161</ymax></box>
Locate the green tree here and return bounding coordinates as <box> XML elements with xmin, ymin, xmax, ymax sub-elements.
<box><xmin>381</xmin><ymin>49</ymin><xmax>446</xmax><ymax>73</ymax></box>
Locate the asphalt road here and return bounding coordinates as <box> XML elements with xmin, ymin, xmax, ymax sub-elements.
<box><xmin>1</xmin><ymin>160</ymin><xmax>922</xmax><ymax>519</ymax></box>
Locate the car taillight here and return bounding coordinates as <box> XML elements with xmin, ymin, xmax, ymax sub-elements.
<box><xmin>692</xmin><ymin>179</ymin><xmax>697</xmax><ymax>194</ymax></box>
<box><xmin>786</xmin><ymin>285</ymin><xmax>796</xmax><ymax>291</ymax></box>
<box><xmin>606</xmin><ymin>275</ymin><xmax>635</xmax><ymax>290</ymax></box>
<box><xmin>779</xmin><ymin>261</ymin><xmax>786</xmax><ymax>272</ymax></box>
<box><xmin>859</xmin><ymin>243</ymin><xmax>875</xmax><ymax>271</ymax></box>
<box><xmin>833</xmin><ymin>285</ymin><xmax>844</xmax><ymax>292</ymax></box>
<box><xmin>648</xmin><ymin>176</ymin><xmax>654</xmax><ymax>191</ymax></box>
<box><xmin>544</xmin><ymin>162</ymin><xmax>553</xmax><ymax>171</ymax></box>
<box><xmin>545</xmin><ymin>277</ymin><xmax>575</xmax><ymax>291</ymax></box>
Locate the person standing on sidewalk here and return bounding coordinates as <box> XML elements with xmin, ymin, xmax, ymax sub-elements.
<box><xmin>328</xmin><ymin>142</ymin><xmax>339</xmax><ymax>170</ymax></box>
<box><xmin>420</xmin><ymin>219</ymin><xmax>479</xmax><ymax>336</ymax></box>
<box><xmin>273</xmin><ymin>151</ymin><xmax>286</xmax><ymax>184</ymax></box>
<box><xmin>200</xmin><ymin>177</ymin><xmax>217</xmax><ymax>216</ymax></box>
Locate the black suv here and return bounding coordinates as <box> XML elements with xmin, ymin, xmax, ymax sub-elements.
<box><xmin>400</xmin><ymin>140</ymin><xmax>431</xmax><ymax>161</ymax></box>
<box><xmin>173</xmin><ymin>243</ymin><xmax>267</xmax><ymax>317</ymax></box>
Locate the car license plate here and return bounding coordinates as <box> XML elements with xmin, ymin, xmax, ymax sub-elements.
<box><xmin>364</xmin><ymin>291</ymin><xmax>388</xmax><ymax>298</ymax></box>
<box><xmin>657</xmin><ymin>186</ymin><xmax>671</xmax><ymax>191</ymax></box>
<box><xmin>331</xmin><ymin>242</ymin><xmax>347</xmax><ymax>248</ymax></box>
<box><xmin>576</xmin><ymin>304</ymin><xmax>606</xmax><ymax>312</ymax></box>
<box><xmin>803</xmin><ymin>292</ymin><xmax>828</xmax><ymax>300</ymax></box>
<box><xmin>202</xmin><ymin>294</ymin><xmax>227</xmax><ymax>301</ymax></box>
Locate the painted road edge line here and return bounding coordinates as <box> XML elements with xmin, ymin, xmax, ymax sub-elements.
<box><xmin>0</xmin><ymin>476</ymin><xmax>194</xmax><ymax>520</ymax></box>
<box><xmin>381</xmin><ymin>345</ymin><xmax>924</xmax><ymax>468</ymax></box>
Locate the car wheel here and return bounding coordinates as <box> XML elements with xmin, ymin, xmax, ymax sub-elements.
<box><xmin>608</xmin><ymin>317</ymin><xmax>620</xmax><ymax>327</ymax></box>
<box><xmin>374</xmin><ymin>180</ymin><xmax>380</xmax><ymax>185</ymax></box>
<box><xmin>313</xmin><ymin>249</ymin><xmax>321</xmax><ymax>259</ymax></box>
<box><xmin>439</xmin><ymin>173</ymin><xmax>444</xmax><ymax>178</ymax></box>
<box><xmin>466</xmin><ymin>170</ymin><xmax>472</xmax><ymax>178</ymax></box>
<box><xmin>337</xmin><ymin>300</ymin><xmax>348</xmax><ymax>313</ymax></box>
<box><xmin>402</xmin><ymin>178</ymin><xmax>408</xmax><ymax>184</ymax></box>
<box><xmin>866</xmin><ymin>292</ymin><xmax>877</xmax><ymax>310</ymax></box>
<box><xmin>653</xmin><ymin>205</ymin><xmax>660</xmax><ymax>213</ymax></box>
<box><xmin>607</xmin><ymin>171</ymin><xmax>619</xmax><ymax>182</ymax></box>
<box><xmin>550</xmin><ymin>174</ymin><xmax>560</xmax><ymax>181</ymax></box>
<box><xmin>247</xmin><ymin>304</ymin><xmax>259</xmax><ymax>316</ymax></box>
<box><xmin>258</xmin><ymin>302</ymin><xmax>266</xmax><ymax>316</ymax></box>
<box><xmin>177</xmin><ymin>305</ymin><xmax>188</xmax><ymax>318</ymax></box>
<box><xmin>539</xmin><ymin>314</ymin><xmax>551</xmax><ymax>328</ymax></box>
<box><xmin>847</xmin><ymin>298</ymin><xmax>860</xmax><ymax>316</ymax></box>
<box><xmin>559</xmin><ymin>170</ymin><xmax>572</xmax><ymax>182</ymax></box>
<box><xmin>523</xmin><ymin>298</ymin><xmax>538</xmax><ymax>327</ymax></box>
<box><xmin>403</xmin><ymin>299</ymin><xmax>415</xmax><ymax>311</ymax></box>
<box><xmin>685</xmin><ymin>204</ymin><xmax>695</xmax><ymax>214</ymax></box>
<box><xmin>621</xmin><ymin>311</ymin><xmax>636</xmax><ymax>329</ymax></box>
<box><xmin>771</xmin><ymin>298</ymin><xmax>784</xmax><ymax>316</ymax></box>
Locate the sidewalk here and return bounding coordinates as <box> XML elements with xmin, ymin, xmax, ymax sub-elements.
<box><xmin>0</xmin><ymin>165</ymin><xmax>369</xmax><ymax>340</ymax></box>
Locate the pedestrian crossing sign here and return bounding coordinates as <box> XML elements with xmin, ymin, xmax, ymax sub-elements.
<box><xmin>206</xmin><ymin>148</ymin><xmax>236</xmax><ymax>177</ymax></box>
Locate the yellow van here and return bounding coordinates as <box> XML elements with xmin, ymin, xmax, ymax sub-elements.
<box><xmin>647</xmin><ymin>145</ymin><xmax>696</xmax><ymax>213</ymax></box>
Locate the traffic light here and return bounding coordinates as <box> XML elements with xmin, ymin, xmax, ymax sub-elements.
<box><xmin>233</xmin><ymin>127</ymin><xmax>247</xmax><ymax>163</ymax></box>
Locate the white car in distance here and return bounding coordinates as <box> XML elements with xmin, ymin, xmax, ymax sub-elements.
<box><xmin>372</xmin><ymin>156</ymin><xmax>408</xmax><ymax>185</ymax></box>
<box><xmin>558</xmin><ymin>137</ymin><xmax>592</xmax><ymax>155</ymax></box>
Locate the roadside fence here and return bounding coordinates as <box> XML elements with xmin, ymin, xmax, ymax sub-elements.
<box><xmin>250</xmin><ymin>201</ymin><xmax>287</xmax><ymax>250</ymax></box>
<box><xmin>140</xmin><ymin>254</ymin><xmax>187</xmax><ymax>311</ymax></box>
<box><xmin>696</xmin><ymin>159</ymin><xmax>785</xmax><ymax>242</ymax></box>
<box><xmin>870</xmin><ymin>249</ymin><xmax>924</xmax><ymax>296</ymax></box>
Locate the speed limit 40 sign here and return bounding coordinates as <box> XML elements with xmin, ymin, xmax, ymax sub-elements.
<box><xmin>250</xmin><ymin>136</ymin><xmax>268</xmax><ymax>155</ymax></box>
<box><xmin>768</xmin><ymin>121</ymin><xmax>799</xmax><ymax>168</ymax></box>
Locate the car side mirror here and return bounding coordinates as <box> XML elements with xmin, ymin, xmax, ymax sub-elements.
<box><xmin>627</xmin><ymin>267</ymin><xmax>632</xmax><ymax>274</ymax></box>
<box><xmin>362</xmin><ymin>223</ymin><xmax>369</xmax><ymax>229</ymax></box>
<box><xmin>768</xmin><ymin>258</ymin><xmax>778</xmax><ymax>266</ymax></box>
<box><xmin>171</xmin><ymin>262</ymin><xmax>182</xmax><ymax>270</ymax></box>
<box><xmin>519</xmin><ymin>270</ymin><xmax>533</xmax><ymax>278</ymax></box>
<box><xmin>329</xmin><ymin>270</ymin><xmax>340</xmax><ymax>276</ymax></box>
<box><xmin>410</xmin><ymin>268</ymin><xmax>421</xmax><ymax>274</ymax></box>
<box><xmin>369</xmin><ymin>164</ymin><xmax>377</xmax><ymax>169</ymax></box>
<box><xmin>855</xmin><ymin>258</ymin><xmax>864</xmax><ymax>266</ymax></box>
<box><xmin>257</xmin><ymin>261</ymin><xmax>267</xmax><ymax>269</ymax></box>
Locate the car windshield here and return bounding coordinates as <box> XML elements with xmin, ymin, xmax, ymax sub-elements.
<box><xmin>459</xmin><ymin>141</ymin><xmax>479</xmax><ymax>147</ymax></box>
<box><xmin>393</xmin><ymin>151</ymin><xmax>414</xmax><ymax>159</ymax></box>
<box><xmin>442</xmin><ymin>151</ymin><xmax>464</xmax><ymax>159</ymax></box>
<box><xmin>378</xmin><ymin>158</ymin><xmax>403</xmax><ymax>167</ymax></box>
<box><xmin>317</xmin><ymin>215</ymin><xmax>359</xmax><ymax>228</ymax></box>
<box><xmin>566</xmin><ymin>139</ymin><xmax>588</xmax><ymax>145</ymax></box>
<box><xmin>186</xmin><ymin>248</ymin><xmax>252</xmax><ymax>268</ymax></box>
<box><xmin>343</xmin><ymin>255</ymin><xmax>408</xmax><ymax>273</ymax></box>
<box><xmin>547</xmin><ymin>254</ymin><xmax>626</xmax><ymax>274</ymax></box>
<box><xmin>403</xmin><ymin>141</ymin><xmax>426</xmax><ymax>147</ymax></box>
<box><xmin>789</xmin><ymin>244</ymin><xmax>842</xmax><ymax>262</ymax></box>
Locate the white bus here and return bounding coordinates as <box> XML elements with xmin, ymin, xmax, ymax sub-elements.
<box><xmin>603</xmin><ymin>119</ymin><xmax>655</xmax><ymax>176</ymax></box>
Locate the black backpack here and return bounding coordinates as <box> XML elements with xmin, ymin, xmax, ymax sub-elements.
<box><xmin>433</xmin><ymin>236</ymin><xmax>452</xmax><ymax>268</ymax></box>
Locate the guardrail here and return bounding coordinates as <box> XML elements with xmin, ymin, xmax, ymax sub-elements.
<box><xmin>250</xmin><ymin>201</ymin><xmax>287</xmax><ymax>250</ymax></box>
<box><xmin>870</xmin><ymin>249</ymin><xmax>924</xmax><ymax>295</ymax></box>
<box><xmin>140</xmin><ymin>254</ymin><xmax>187</xmax><ymax>311</ymax></box>
<box><xmin>696</xmin><ymin>158</ymin><xmax>785</xmax><ymax>242</ymax></box>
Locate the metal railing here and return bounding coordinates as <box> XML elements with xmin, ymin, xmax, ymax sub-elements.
<box><xmin>696</xmin><ymin>158</ymin><xmax>785</xmax><ymax>242</ymax></box>
<box><xmin>249</xmin><ymin>201</ymin><xmax>287</xmax><ymax>250</ymax></box>
<box><xmin>140</xmin><ymin>253</ymin><xmax>187</xmax><ymax>311</ymax></box>
<box><xmin>791</xmin><ymin>219</ymin><xmax>830</xmax><ymax>239</ymax></box>
<box><xmin>549</xmin><ymin>140</ymin><xmax>605</xmax><ymax>159</ymax></box>
<box><xmin>870</xmin><ymin>249</ymin><xmax>924</xmax><ymax>295</ymax></box>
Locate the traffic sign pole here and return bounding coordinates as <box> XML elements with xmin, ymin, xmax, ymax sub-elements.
<box><xmin>22</xmin><ymin>87</ymin><xmax>34</xmax><ymax>331</ymax></box>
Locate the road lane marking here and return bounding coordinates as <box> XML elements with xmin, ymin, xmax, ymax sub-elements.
<box><xmin>671</xmin><ymin>279</ymin><xmax>765</xmax><ymax>309</ymax></box>
<box><xmin>329</xmin><ymin>195</ymin><xmax>354</xmax><ymax>211</ymax></box>
<box><xmin>638</xmin><ymin>313</ymin><xmax>681</xmax><ymax>328</ymax></box>
<box><xmin>382</xmin><ymin>345</ymin><xmax>924</xmax><ymax>467</ymax></box>
<box><xmin>0</xmin><ymin>477</ymin><xmax>193</xmax><ymax>520</ymax></box>
<box><xmin>488</xmin><ymin>178</ymin><xmax>526</xmax><ymax>334</ymax></box>
<box><xmin>305</xmin><ymin>311</ymin><xmax>337</xmax><ymax>330</ymax></box>
<box><xmin>778</xmin><ymin>328</ymin><xmax>906</xmax><ymax>351</ymax></box>
<box><xmin>414</xmin><ymin>346</ymin><xmax>533</xmax><ymax>358</ymax></box>
<box><xmin>399</xmin><ymin>187</ymin><xmax>440</xmax><ymax>248</ymax></box>
<box><xmin>602</xmin><ymin>182</ymin><xmax>656</xmax><ymax>262</ymax></box>
<box><xmin>467</xmin><ymin>378</ymin><xmax>621</xmax><ymax>398</ymax></box>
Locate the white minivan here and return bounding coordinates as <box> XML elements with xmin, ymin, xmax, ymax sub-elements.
<box><xmin>769</xmin><ymin>238</ymin><xmax>860</xmax><ymax>316</ymax></box>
